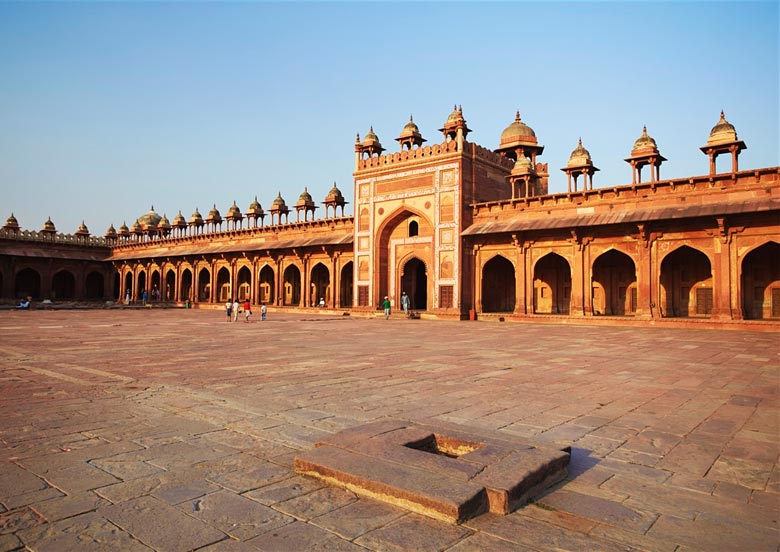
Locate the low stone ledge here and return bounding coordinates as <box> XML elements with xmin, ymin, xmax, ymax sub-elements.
<box><xmin>294</xmin><ymin>419</ymin><xmax>570</xmax><ymax>524</ymax></box>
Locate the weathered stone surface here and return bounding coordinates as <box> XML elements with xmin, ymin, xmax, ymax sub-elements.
<box><xmin>298</xmin><ymin>420</ymin><xmax>569</xmax><ymax>521</ymax></box>
<box><xmin>183</xmin><ymin>490</ymin><xmax>293</xmax><ymax>540</ymax></box>
<box><xmin>274</xmin><ymin>486</ymin><xmax>357</xmax><ymax>521</ymax></box>
<box><xmin>32</xmin><ymin>491</ymin><xmax>110</xmax><ymax>523</ymax></box>
<box><xmin>244</xmin><ymin>520</ymin><xmax>342</xmax><ymax>551</ymax></box>
<box><xmin>355</xmin><ymin>513</ymin><xmax>472</xmax><ymax>552</ymax></box>
<box><xmin>310</xmin><ymin>498</ymin><xmax>406</xmax><ymax>539</ymax></box>
<box><xmin>100</xmin><ymin>495</ymin><xmax>225</xmax><ymax>551</ymax></box>
<box><xmin>17</xmin><ymin>511</ymin><xmax>152</xmax><ymax>552</ymax></box>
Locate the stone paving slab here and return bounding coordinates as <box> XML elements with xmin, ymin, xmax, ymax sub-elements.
<box><xmin>0</xmin><ymin>309</ymin><xmax>777</xmax><ymax>551</ymax></box>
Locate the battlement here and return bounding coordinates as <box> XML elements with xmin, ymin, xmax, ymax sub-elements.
<box><xmin>471</xmin><ymin>167</ymin><xmax>780</xmax><ymax>220</ymax></box>
<box><xmin>0</xmin><ymin>228</ymin><xmax>112</xmax><ymax>248</ymax></box>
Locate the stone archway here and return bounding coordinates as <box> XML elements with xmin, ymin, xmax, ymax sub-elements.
<box><xmin>340</xmin><ymin>262</ymin><xmax>353</xmax><ymax>308</ymax></box>
<box><xmin>165</xmin><ymin>270</ymin><xmax>176</xmax><ymax>301</ymax></box>
<box><xmin>137</xmin><ymin>271</ymin><xmax>147</xmax><ymax>300</ymax></box>
<box><xmin>124</xmin><ymin>272</ymin><xmax>133</xmax><ymax>302</ymax></box>
<box><xmin>533</xmin><ymin>253</ymin><xmax>571</xmax><ymax>314</ymax></box>
<box><xmin>482</xmin><ymin>255</ymin><xmax>515</xmax><ymax>313</ymax></box>
<box><xmin>401</xmin><ymin>257</ymin><xmax>427</xmax><ymax>311</ymax></box>
<box><xmin>85</xmin><ymin>271</ymin><xmax>104</xmax><ymax>300</ymax></box>
<box><xmin>259</xmin><ymin>265</ymin><xmax>275</xmax><ymax>305</ymax></box>
<box><xmin>237</xmin><ymin>266</ymin><xmax>251</xmax><ymax>302</ymax></box>
<box><xmin>741</xmin><ymin>241</ymin><xmax>780</xmax><ymax>320</ymax></box>
<box><xmin>592</xmin><ymin>249</ymin><xmax>637</xmax><ymax>315</ymax></box>
<box><xmin>198</xmin><ymin>267</ymin><xmax>211</xmax><ymax>302</ymax></box>
<box><xmin>216</xmin><ymin>267</ymin><xmax>231</xmax><ymax>302</ymax></box>
<box><xmin>376</xmin><ymin>207</ymin><xmax>432</xmax><ymax>307</ymax></box>
<box><xmin>283</xmin><ymin>265</ymin><xmax>301</xmax><ymax>306</ymax></box>
<box><xmin>311</xmin><ymin>263</ymin><xmax>330</xmax><ymax>306</ymax></box>
<box><xmin>52</xmin><ymin>270</ymin><xmax>76</xmax><ymax>300</ymax></box>
<box><xmin>181</xmin><ymin>269</ymin><xmax>193</xmax><ymax>302</ymax></box>
<box><xmin>660</xmin><ymin>246</ymin><xmax>712</xmax><ymax>317</ymax></box>
<box><xmin>15</xmin><ymin>268</ymin><xmax>41</xmax><ymax>299</ymax></box>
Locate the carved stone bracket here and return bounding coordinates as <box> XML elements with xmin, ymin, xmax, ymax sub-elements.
<box><xmin>633</xmin><ymin>224</ymin><xmax>662</xmax><ymax>248</ymax></box>
<box><xmin>706</xmin><ymin>217</ymin><xmax>745</xmax><ymax>244</ymax></box>
<box><xmin>569</xmin><ymin>229</ymin><xmax>593</xmax><ymax>251</ymax></box>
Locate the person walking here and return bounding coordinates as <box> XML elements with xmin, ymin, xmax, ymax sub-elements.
<box><xmin>243</xmin><ymin>299</ymin><xmax>252</xmax><ymax>322</ymax></box>
<box><xmin>382</xmin><ymin>296</ymin><xmax>391</xmax><ymax>320</ymax></box>
<box><xmin>232</xmin><ymin>298</ymin><xmax>240</xmax><ymax>322</ymax></box>
<box><xmin>225</xmin><ymin>299</ymin><xmax>232</xmax><ymax>322</ymax></box>
<box><xmin>260</xmin><ymin>303</ymin><xmax>267</xmax><ymax>321</ymax></box>
<box><xmin>401</xmin><ymin>291</ymin><xmax>410</xmax><ymax>318</ymax></box>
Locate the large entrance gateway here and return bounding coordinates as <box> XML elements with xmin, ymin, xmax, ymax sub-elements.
<box><xmin>401</xmin><ymin>257</ymin><xmax>427</xmax><ymax>311</ymax></box>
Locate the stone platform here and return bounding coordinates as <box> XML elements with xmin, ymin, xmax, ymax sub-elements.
<box><xmin>295</xmin><ymin>419</ymin><xmax>570</xmax><ymax>522</ymax></box>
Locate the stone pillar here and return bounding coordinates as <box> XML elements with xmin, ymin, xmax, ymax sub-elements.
<box><xmin>711</xmin><ymin>237</ymin><xmax>732</xmax><ymax>320</ymax></box>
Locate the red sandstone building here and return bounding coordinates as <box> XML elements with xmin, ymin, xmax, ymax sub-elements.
<box><xmin>2</xmin><ymin>108</ymin><xmax>778</xmax><ymax>324</ymax></box>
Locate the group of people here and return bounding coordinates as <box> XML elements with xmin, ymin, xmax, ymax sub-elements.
<box><xmin>383</xmin><ymin>291</ymin><xmax>411</xmax><ymax>319</ymax></box>
<box><xmin>225</xmin><ymin>298</ymin><xmax>267</xmax><ymax>323</ymax></box>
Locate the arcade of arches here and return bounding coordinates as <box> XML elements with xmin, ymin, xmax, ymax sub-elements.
<box><xmin>1</xmin><ymin>108</ymin><xmax>778</xmax><ymax>326</ymax></box>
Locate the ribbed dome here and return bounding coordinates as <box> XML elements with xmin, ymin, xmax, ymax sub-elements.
<box><xmin>189</xmin><ymin>208</ymin><xmax>204</xmax><ymax>225</ymax></box>
<box><xmin>173</xmin><ymin>210</ymin><xmax>187</xmax><ymax>227</ymax></box>
<box><xmin>362</xmin><ymin>126</ymin><xmax>383</xmax><ymax>150</ymax></box>
<box><xmin>138</xmin><ymin>206</ymin><xmax>162</xmax><ymax>227</ymax></box>
<box><xmin>131</xmin><ymin>219</ymin><xmax>143</xmax><ymax>234</ymax></box>
<box><xmin>42</xmin><ymin>217</ymin><xmax>56</xmax><ymax>232</ymax></box>
<box><xmin>226</xmin><ymin>201</ymin><xmax>242</xmax><ymax>219</ymax></box>
<box><xmin>632</xmin><ymin>126</ymin><xmax>658</xmax><ymax>153</ymax></box>
<box><xmin>76</xmin><ymin>221</ymin><xmax>90</xmax><ymax>235</ymax></box>
<box><xmin>158</xmin><ymin>213</ymin><xmax>171</xmax><ymax>228</ymax></box>
<box><xmin>398</xmin><ymin>116</ymin><xmax>424</xmax><ymax>140</ymax></box>
<box><xmin>500</xmin><ymin>111</ymin><xmax>537</xmax><ymax>147</ymax></box>
<box><xmin>272</xmin><ymin>192</ymin><xmax>287</xmax><ymax>208</ymax></box>
<box><xmin>445</xmin><ymin>104</ymin><xmax>464</xmax><ymax>125</ymax></box>
<box><xmin>206</xmin><ymin>204</ymin><xmax>222</xmax><ymax>222</ymax></box>
<box><xmin>5</xmin><ymin>213</ymin><xmax>19</xmax><ymax>228</ymax></box>
<box><xmin>567</xmin><ymin>138</ymin><xmax>593</xmax><ymax>167</ymax></box>
<box><xmin>296</xmin><ymin>187</ymin><xmax>315</xmax><ymax>208</ymax></box>
<box><xmin>511</xmin><ymin>155</ymin><xmax>534</xmax><ymax>176</ymax></box>
<box><xmin>118</xmin><ymin>222</ymin><xmax>130</xmax><ymax>235</ymax></box>
<box><xmin>707</xmin><ymin>111</ymin><xmax>738</xmax><ymax>145</ymax></box>
<box><xmin>246</xmin><ymin>196</ymin><xmax>264</xmax><ymax>216</ymax></box>
<box><xmin>325</xmin><ymin>182</ymin><xmax>344</xmax><ymax>201</ymax></box>
<box><xmin>105</xmin><ymin>224</ymin><xmax>117</xmax><ymax>237</ymax></box>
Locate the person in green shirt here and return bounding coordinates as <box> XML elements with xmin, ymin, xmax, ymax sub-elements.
<box><xmin>382</xmin><ymin>296</ymin><xmax>391</xmax><ymax>320</ymax></box>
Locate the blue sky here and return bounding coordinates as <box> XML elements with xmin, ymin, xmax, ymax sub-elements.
<box><xmin>1</xmin><ymin>1</ymin><xmax>777</xmax><ymax>236</ymax></box>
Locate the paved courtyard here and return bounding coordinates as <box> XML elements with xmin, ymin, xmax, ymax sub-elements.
<box><xmin>0</xmin><ymin>308</ymin><xmax>777</xmax><ymax>551</ymax></box>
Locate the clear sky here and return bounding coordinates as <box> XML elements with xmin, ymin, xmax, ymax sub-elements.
<box><xmin>1</xmin><ymin>1</ymin><xmax>777</xmax><ymax>236</ymax></box>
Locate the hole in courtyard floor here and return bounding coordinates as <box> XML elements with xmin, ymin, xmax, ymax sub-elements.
<box><xmin>294</xmin><ymin>420</ymin><xmax>571</xmax><ymax>524</ymax></box>
<box><xmin>404</xmin><ymin>433</ymin><xmax>484</xmax><ymax>458</ymax></box>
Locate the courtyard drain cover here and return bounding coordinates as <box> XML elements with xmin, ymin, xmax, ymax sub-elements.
<box><xmin>294</xmin><ymin>419</ymin><xmax>570</xmax><ymax>523</ymax></box>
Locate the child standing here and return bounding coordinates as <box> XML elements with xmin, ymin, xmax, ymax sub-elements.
<box><xmin>244</xmin><ymin>299</ymin><xmax>252</xmax><ymax>322</ymax></box>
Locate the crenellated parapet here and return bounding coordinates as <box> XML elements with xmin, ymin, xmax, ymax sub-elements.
<box><xmin>470</xmin><ymin>167</ymin><xmax>780</xmax><ymax>221</ymax></box>
<box><xmin>356</xmin><ymin>139</ymin><xmax>460</xmax><ymax>170</ymax></box>
<box><xmin>0</xmin><ymin>227</ymin><xmax>112</xmax><ymax>247</ymax></box>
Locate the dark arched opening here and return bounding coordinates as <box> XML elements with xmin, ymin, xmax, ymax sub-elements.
<box><xmin>592</xmin><ymin>250</ymin><xmax>637</xmax><ymax>315</ymax></box>
<box><xmin>216</xmin><ymin>267</ymin><xmax>231</xmax><ymax>302</ymax></box>
<box><xmin>340</xmin><ymin>262</ymin><xmax>353</xmax><ymax>308</ymax></box>
<box><xmin>259</xmin><ymin>265</ymin><xmax>275</xmax><ymax>305</ymax></box>
<box><xmin>660</xmin><ymin>246</ymin><xmax>712</xmax><ymax>317</ymax></box>
<box><xmin>283</xmin><ymin>265</ymin><xmax>301</xmax><ymax>306</ymax></box>
<box><xmin>401</xmin><ymin>257</ymin><xmax>427</xmax><ymax>310</ymax></box>
<box><xmin>310</xmin><ymin>263</ymin><xmax>330</xmax><ymax>306</ymax></box>
<box><xmin>52</xmin><ymin>270</ymin><xmax>76</xmax><ymax>300</ymax></box>
<box><xmin>15</xmin><ymin>268</ymin><xmax>41</xmax><ymax>299</ymax></box>
<box><xmin>741</xmin><ymin>241</ymin><xmax>780</xmax><ymax>319</ymax></box>
<box><xmin>85</xmin><ymin>271</ymin><xmax>104</xmax><ymax>300</ymax></box>
<box><xmin>482</xmin><ymin>255</ymin><xmax>515</xmax><ymax>313</ymax></box>
<box><xmin>533</xmin><ymin>253</ymin><xmax>571</xmax><ymax>314</ymax></box>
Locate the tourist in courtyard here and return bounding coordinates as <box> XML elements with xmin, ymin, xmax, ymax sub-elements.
<box><xmin>225</xmin><ymin>298</ymin><xmax>232</xmax><ymax>322</ymax></box>
<box><xmin>318</xmin><ymin>297</ymin><xmax>325</xmax><ymax>307</ymax></box>
<box><xmin>141</xmin><ymin>290</ymin><xmax>148</xmax><ymax>306</ymax></box>
<box><xmin>16</xmin><ymin>296</ymin><xmax>31</xmax><ymax>310</ymax></box>
<box><xmin>243</xmin><ymin>299</ymin><xmax>252</xmax><ymax>322</ymax></box>
<box><xmin>383</xmin><ymin>296</ymin><xmax>391</xmax><ymax>319</ymax></box>
<box><xmin>261</xmin><ymin>303</ymin><xmax>267</xmax><ymax>321</ymax></box>
<box><xmin>232</xmin><ymin>298</ymin><xmax>240</xmax><ymax>322</ymax></box>
<box><xmin>124</xmin><ymin>289</ymin><xmax>131</xmax><ymax>305</ymax></box>
<box><xmin>401</xmin><ymin>291</ymin><xmax>410</xmax><ymax>318</ymax></box>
